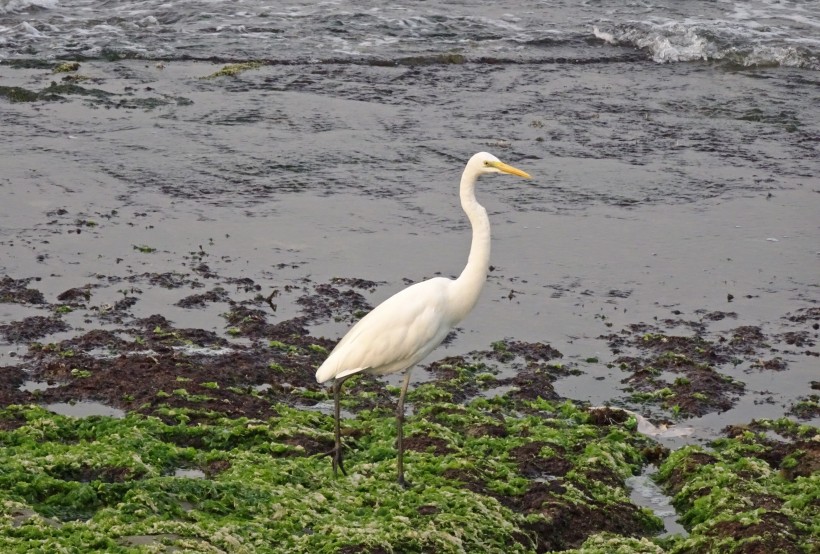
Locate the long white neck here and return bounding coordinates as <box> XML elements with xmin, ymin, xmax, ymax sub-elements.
<box><xmin>451</xmin><ymin>166</ymin><xmax>490</xmax><ymax>323</ymax></box>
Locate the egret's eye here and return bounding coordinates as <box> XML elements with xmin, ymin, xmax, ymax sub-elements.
<box><xmin>483</xmin><ymin>161</ymin><xmax>491</xmax><ymax>166</ymax></box>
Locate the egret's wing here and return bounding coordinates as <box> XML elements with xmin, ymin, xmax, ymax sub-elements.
<box><xmin>315</xmin><ymin>278</ymin><xmax>451</xmax><ymax>383</ymax></box>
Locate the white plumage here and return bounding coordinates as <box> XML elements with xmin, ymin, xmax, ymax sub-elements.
<box><xmin>315</xmin><ymin>152</ymin><xmax>532</xmax><ymax>486</ymax></box>
<box><xmin>316</xmin><ymin>277</ymin><xmax>453</xmax><ymax>382</ymax></box>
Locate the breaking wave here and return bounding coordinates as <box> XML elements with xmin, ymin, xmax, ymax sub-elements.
<box><xmin>593</xmin><ymin>21</ymin><xmax>819</xmax><ymax>70</ymax></box>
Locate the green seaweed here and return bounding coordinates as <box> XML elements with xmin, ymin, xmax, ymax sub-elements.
<box><xmin>0</xmin><ymin>86</ymin><xmax>39</xmax><ymax>103</ymax></box>
<box><xmin>564</xmin><ymin>533</ymin><xmax>667</xmax><ymax>553</ymax></box>
<box><xmin>655</xmin><ymin>419</ymin><xmax>819</xmax><ymax>553</ymax></box>
<box><xmin>53</xmin><ymin>62</ymin><xmax>80</xmax><ymax>73</ymax></box>
<box><xmin>39</xmin><ymin>81</ymin><xmax>113</xmax><ymax>101</ymax></box>
<box><xmin>788</xmin><ymin>394</ymin><xmax>820</xmax><ymax>420</ymax></box>
<box><xmin>201</xmin><ymin>61</ymin><xmax>263</xmax><ymax>79</ymax></box>
<box><xmin>1</xmin><ymin>59</ymin><xmax>56</xmax><ymax>69</ymax></box>
<box><xmin>0</xmin><ymin>395</ymin><xmax>665</xmax><ymax>553</ymax></box>
<box><xmin>0</xmin><ymin>77</ymin><xmax>181</xmax><ymax>111</ymax></box>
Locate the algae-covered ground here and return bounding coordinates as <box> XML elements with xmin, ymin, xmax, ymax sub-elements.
<box><xmin>0</xmin><ymin>276</ymin><xmax>817</xmax><ymax>553</ymax></box>
<box><xmin>0</xmin><ymin>399</ymin><xmax>662</xmax><ymax>553</ymax></box>
<box><xmin>0</xmin><ymin>282</ymin><xmax>667</xmax><ymax>553</ymax></box>
<box><xmin>1</xmin><ymin>371</ymin><xmax>817</xmax><ymax>553</ymax></box>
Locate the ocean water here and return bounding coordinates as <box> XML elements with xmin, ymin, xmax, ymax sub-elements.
<box><xmin>1</xmin><ymin>0</ymin><xmax>818</xmax><ymax>69</ymax></box>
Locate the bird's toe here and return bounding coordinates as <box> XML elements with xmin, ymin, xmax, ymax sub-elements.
<box><xmin>332</xmin><ymin>448</ymin><xmax>348</xmax><ymax>477</ymax></box>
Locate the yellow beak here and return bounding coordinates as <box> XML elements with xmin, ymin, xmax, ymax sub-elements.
<box><xmin>489</xmin><ymin>160</ymin><xmax>532</xmax><ymax>179</ymax></box>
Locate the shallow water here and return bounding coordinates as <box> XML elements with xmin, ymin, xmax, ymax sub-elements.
<box><xmin>173</xmin><ymin>468</ymin><xmax>206</xmax><ymax>479</ymax></box>
<box><xmin>627</xmin><ymin>466</ymin><xmax>686</xmax><ymax>538</ymax></box>
<box><xmin>44</xmin><ymin>400</ymin><xmax>126</xmax><ymax>418</ymax></box>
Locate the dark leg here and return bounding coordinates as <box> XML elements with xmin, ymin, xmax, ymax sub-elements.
<box><xmin>396</xmin><ymin>370</ymin><xmax>413</xmax><ymax>487</ymax></box>
<box><xmin>332</xmin><ymin>375</ymin><xmax>350</xmax><ymax>476</ymax></box>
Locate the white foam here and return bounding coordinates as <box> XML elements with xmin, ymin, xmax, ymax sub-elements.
<box><xmin>137</xmin><ymin>15</ymin><xmax>159</xmax><ymax>28</ymax></box>
<box><xmin>0</xmin><ymin>0</ymin><xmax>58</xmax><ymax>15</ymax></box>
<box><xmin>592</xmin><ymin>17</ymin><xmax>819</xmax><ymax>69</ymax></box>
<box><xmin>593</xmin><ymin>23</ymin><xmax>714</xmax><ymax>63</ymax></box>
<box><xmin>592</xmin><ymin>26</ymin><xmax>615</xmax><ymax>45</ymax></box>
<box><xmin>17</xmin><ymin>20</ymin><xmax>45</xmax><ymax>38</ymax></box>
<box><xmin>744</xmin><ymin>44</ymin><xmax>817</xmax><ymax>69</ymax></box>
<box><xmin>641</xmin><ymin>26</ymin><xmax>711</xmax><ymax>63</ymax></box>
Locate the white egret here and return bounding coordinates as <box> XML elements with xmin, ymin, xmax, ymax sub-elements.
<box><xmin>315</xmin><ymin>152</ymin><xmax>532</xmax><ymax>486</ymax></box>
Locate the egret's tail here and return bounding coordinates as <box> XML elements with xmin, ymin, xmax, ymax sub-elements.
<box><xmin>315</xmin><ymin>359</ymin><xmax>336</xmax><ymax>384</ymax></box>
<box><xmin>316</xmin><ymin>356</ymin><xmax>366</xmax><ymax>384</ymax></box>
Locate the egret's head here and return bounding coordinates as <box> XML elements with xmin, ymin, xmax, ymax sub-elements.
<box><xmin>469</xmin><ymin>152</ymin><xmax>532</xmax><ymax>179</ymax></box>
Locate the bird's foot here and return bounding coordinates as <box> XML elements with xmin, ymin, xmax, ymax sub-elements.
<box><xmin>397</xmin><ymin>473</ymin><xmax>412</xmax><ymax>489</ymax></box>
<box><xmin>314</xmin><ymin>443</ymin><xmax>347</xmax><ymax>476</ymax></box>
<box><xmin>332</xmin><ymin>445</ymin><xmax>347</xmax><ymax>477</ymax></box>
